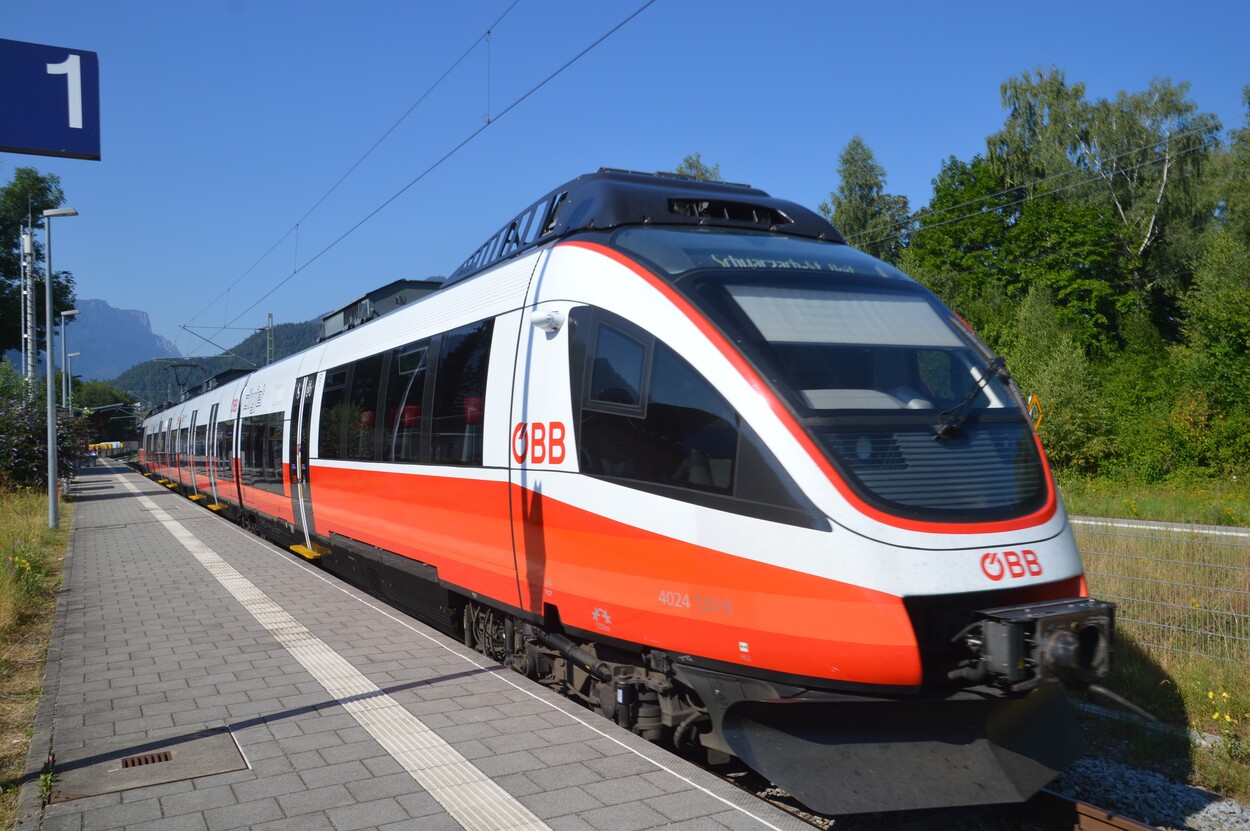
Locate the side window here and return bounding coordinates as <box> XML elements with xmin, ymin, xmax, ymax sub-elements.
<box><xmin>383</xmin><ymin>339</ymin><xmax>429</xmax><ymax>463</ymax></box>
<box><xmin>318</xmin><ymin>367</ymin><xmax>348</xmax><ymax>460</ymax></box>
<box><xmin>194</xmin><ymin>424</ymin><xmax>208</xmax><ymax>473</ymax></box>
<box><xmin>345</xmin><ymin>354</ymin><xmax>384</xmax><ymax>462</ymax></box>
<box><xmin>574</xmin><ymin>309</ymin><xmax>737</xmax><ymax>494</ymax></box>
<box><xmin>240</xmin><ymin>413</ymin><xmax>284</xmax><ymax>493</ymax></box>
<box><xmin>430</xmin><ymin>319</ymin><xmax>493</xmax><ymax>465</ymax></box>
<box><xmin>217</xmin><ymin>419</ymin><xmax>235</xmax><ymax>482</ymax></box>
<box><xmin>569</xmin><ymin>306</ymin><xmax>820</xmax><ymax>525</ymax></box>
<box><xmin>588</xmin><ymin>325</ymin><xmax>645</xmax><ymax>412</ymax></box>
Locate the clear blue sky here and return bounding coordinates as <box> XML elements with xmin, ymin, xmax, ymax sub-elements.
<box><xmin>5</xmin><ymin>1</ymin><xmax>1248</xmax><ymax>358</ymax></box>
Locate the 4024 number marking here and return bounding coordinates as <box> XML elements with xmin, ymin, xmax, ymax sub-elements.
<box><xmin>658</xmin><ymin>590</ymin><xmax>734</xmax><ymax>615</ymax></box>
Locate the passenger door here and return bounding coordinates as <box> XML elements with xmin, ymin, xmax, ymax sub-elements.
<box><xmin>206</xmin><ymin>403</ymin><xmax>220</xmax><ymax>504</ymax></box>
<box><xmin>289</xmin><ymin>374</ymin><xmax>318</xmax><ymax>547</ymax></box>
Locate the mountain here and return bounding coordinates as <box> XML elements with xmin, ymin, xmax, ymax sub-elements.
<box><xmin>112</xmin><ymin>320</ymin><xmax>319</xmax><ymax>408</ymax></box>
<box><xmin>66</xmin><ymin>299</ymin><xmax>181</xmax><ymax>380</ymax></box>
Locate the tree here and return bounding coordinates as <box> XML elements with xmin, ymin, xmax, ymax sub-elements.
<box><xmin>997</xmin><ymin>287</ymin><xmax>1110</xmax><ymax>472</ymax></box>
<box><xmin>987</xmin><ymin>69</ymin><xmax>1221</xmax><ymax>337</ymax></box>
<box><xmin>819</xmin><ymin>136</ymin><xmax>911</xmax><ymax>264</ymax></box>
<box><xmin>1216</xmin><ymin>84</ymin><xmax>1250</xmax><ymax>245</ymax></box>
<box><xmin>0</xmin><ymin>167</ymin><xmax>77</xmax><ymax>357</ymax></box>
<box><xmin>0</xmin><ymin>360</ymin><xmax>88</xmax><ymax>487</ymax></box>
<box><xmin>675</xmin><ymin>153</ymin><xmax>722</xmax><ymax>182</ymax></box>
<box><xmin>74</xmin><ymin>380</ymin><xmax>139</xmax><ymax>443</ymax></box>
<box><xmin>900</xmin><ymin>154</ymin><xmax>1016</xmax><ymax>338</ymax></box>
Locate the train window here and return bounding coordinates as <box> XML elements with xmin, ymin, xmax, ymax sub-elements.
<box><xmin>345</xmin><ymin>354</ymin><xmax>384</xmax><ymax>462</ymax></box>
<box><xmin>574</xmin><ymin>310</ymin><xmax>712</xmax><ymax>488</ymax></box>
<box><xmin>240</xmin><ymin>412</ymin><xmax>284</xmax><ymax>494</ymax></box>
<box><xmin>588</xmin><ymin>325</ymin><xmax>646</xmax><ymax>416</ymax></box>
<box><xmin>194</xmin><ymin>424</ymin><xmax>208</xmax><ymax>477</ymax></box>
<box><xmin>570</xmin><ymin>306</ymin><xmax>819</xmax><ymax>525</ymax></box>
<box><xmin>430</xmin><ymin>319</ymin><xmax>493</xmax><ymax>466</ymax></box>
<box><xmin>383</xmin><ymin>340</ymin><xmax>430</xmax><ymax>463</ymax></box>
<box><xmin>217</xmin><ymin>418</ymin><xmax>235</xmax><ymax>482</ymax></box>
<box><xmin>318</xmin><ymin>367</ymin><xmax>348</xmax><ymax>460</ymax></box>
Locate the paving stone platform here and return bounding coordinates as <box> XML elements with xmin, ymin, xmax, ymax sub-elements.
<box><xmin>16</xmin><ymin>461</ymin><xmax>808</xmax><ymax>831</ymax></box>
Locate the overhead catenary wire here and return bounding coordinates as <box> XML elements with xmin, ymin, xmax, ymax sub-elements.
<box><xmin>850</xmin><ymin>135</ymin><xmax>1221</xmax><ymax>250</ymax></box>
<box><xmin>204</xmin><ymin>0</ymin><xmax>658</xmax><ymax>344</ymax></box>
<box><xmin>181</xmin><ymin>0</ymin><xmax>523</xmax><ymax>349</ymax></box>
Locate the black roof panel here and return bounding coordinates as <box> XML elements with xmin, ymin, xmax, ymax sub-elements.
<box><xmin>446</xmin><ymin>169</ymin><xmax>844</xmax><ymax>285</ymax></box>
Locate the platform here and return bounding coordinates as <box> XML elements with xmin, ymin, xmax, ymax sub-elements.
<box><xmin>16</xmin><ymin>461</ymin><xmax>808</xmax><ymax>831</ymax></box>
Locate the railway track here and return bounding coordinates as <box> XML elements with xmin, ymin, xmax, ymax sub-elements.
<box><xmin>1025</xmin><ymin>789</ymin><xmax>1160</xmax><ymax>831</ymax></box>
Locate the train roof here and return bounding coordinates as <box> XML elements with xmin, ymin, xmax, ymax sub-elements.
<box><xmin>446</xmin><ymin>168</ymin><xmax>845</xmax><ymax>286</ymax></box>
<box><xmin>318</xmin><ymin>278</ymin><xmax>444</xmax><ymax>342</ymax></box>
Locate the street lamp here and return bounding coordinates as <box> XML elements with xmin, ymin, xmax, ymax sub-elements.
<box><xmin>66</xmin><ymin>352</ymin><xmax>81</xmax><ymax>411</ymax></box>
<box><xmin>43</xmin><ymin>206</ymin><xmax>78</xmax><ymax>529</ymax></box>
<box><xmin>60</xmin><ymin>308</ymin><xmax>79</xmax><ymax>407</ymax></box>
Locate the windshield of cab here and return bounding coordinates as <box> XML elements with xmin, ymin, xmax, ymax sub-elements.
<box><xmin>721</xmin><ymin>283</ymin><xmax>1014</xmax><ymax>416</ymax></box>
<box><xmin>611</xmin><ymin>227</ymin><xmax>1047</xmax><ymax>523</ymax></box>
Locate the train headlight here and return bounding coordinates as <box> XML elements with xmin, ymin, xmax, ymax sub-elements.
<box><xmin>973</xmin><ymin>598</ymin><xmax>1115</xmax><ymax>687</ymax></box>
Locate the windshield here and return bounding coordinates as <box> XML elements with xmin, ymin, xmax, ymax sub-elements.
<box><xmin>611</xmin><ymin>227</ymin><xmax>1048</xmax><ymax>523</ymax></box>
<box><xmin>720</xmin><ymin>283</ymin><xmax>1014</xmax><ymax>417</ymax></box>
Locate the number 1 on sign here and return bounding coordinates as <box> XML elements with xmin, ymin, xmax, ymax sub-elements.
<box><xmin>46</xmin><ymin>54</ymin><xmax>83</xmax><ymax>130</ymax></box>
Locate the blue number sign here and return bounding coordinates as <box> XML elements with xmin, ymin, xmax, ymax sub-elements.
<box><xmin>0</xmin><ymin>37</ymin><xmax>100</xmax><ymax>160</ymax></box>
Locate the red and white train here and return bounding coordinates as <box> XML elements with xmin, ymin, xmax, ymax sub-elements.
<box><xmin>139</xmin><ymin>170</ymin><xmax>1113</xmax><ymax>814</ymax></box>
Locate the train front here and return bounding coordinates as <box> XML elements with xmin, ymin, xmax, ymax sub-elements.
<box><xmin>613</xmin><ymin>226</ymin><xmax>1115</xmax><ymax>814</ymax></box>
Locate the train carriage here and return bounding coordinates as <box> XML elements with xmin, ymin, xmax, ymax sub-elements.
<box><xmin>139</xmin><ymin>170</ymin><xmax>1114</xmax><ymax>814</ymax></box>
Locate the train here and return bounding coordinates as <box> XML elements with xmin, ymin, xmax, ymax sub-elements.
<box><xmin>137</xmin><ymin>169</ymin><xmax>1115</xmax><ymax>815</ymax></box>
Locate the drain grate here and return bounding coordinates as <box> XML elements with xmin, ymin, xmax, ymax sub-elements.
<box><xmin>120</xmin><ymin>751</ymin><xmax>173</xmax><ymax>769</ymax></box>
<box><xmin>49</xmin><ymin>726</ymin><xmax>247</xmax><ymax>802</ymax></box>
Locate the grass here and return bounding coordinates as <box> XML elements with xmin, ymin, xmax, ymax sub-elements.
<box><xmin>1071</xmin><ymin>494</ymin><xmax>1250</xmax><ymax>802</ymax></box>
<box><xmin>0</xmin><ymin>488</ymin><xmax>69</xmax><ymax>830</ymax></box>
<box><xmin>1057</xmin><ymin>473</ymin><xmax>1250</xmax><ymax>527</ymax></box>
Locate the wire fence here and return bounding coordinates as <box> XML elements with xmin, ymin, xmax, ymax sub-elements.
<box><xmin>1074</xmin><ymin>518</ymin><xmax>1250</xmax><ymax>665</ymax></box>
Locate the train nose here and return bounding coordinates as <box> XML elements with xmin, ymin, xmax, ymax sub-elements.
<box><xmin>720</xmin><ymin>682</ymin><xmax>1085</xmax><ymax>814</ymax></box>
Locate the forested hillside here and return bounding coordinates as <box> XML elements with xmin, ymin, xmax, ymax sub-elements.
<box><xmin>821</xmin><ymin>70</ymin><xmax>1249</xmax><ymax>483</ymax></box>
<box><xmin>112</xmin><ymin>321</ymin><xmax>319</xmax><ymax>409</ymax></box>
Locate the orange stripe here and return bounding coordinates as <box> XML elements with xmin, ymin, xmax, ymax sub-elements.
<box><xmin>311</xmin><ymin>464</ymin><xmax>924</xmax><ymax>685</ymax></box>
<box><xmin>557</xmin><ymin>240</ymin><xmax>1057</xmax><ymax>535</ymax></box>
<box><xmin>311</xmin><ymin>465</ymin><xmax>521</xmax><ymax>607</ymax></box>
<box><xmin>511</xmin><ymin>479</ymin><xmax>922</xmax><ymax>685</ymax></box>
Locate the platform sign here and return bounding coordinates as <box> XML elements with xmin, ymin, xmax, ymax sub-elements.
<box><xmin>0</xmin><ymin>37</ymin><xmax>100</xmax><ymax>160</ymax></box>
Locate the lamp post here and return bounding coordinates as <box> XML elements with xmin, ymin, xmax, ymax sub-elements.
<box><xmin>66</xmin><ymin>352</ymin><xmax>81</xmax><ymax>411</ymax></box>
<box><xmin>60</xmin><ymin>308</ymin><xmax>79</xmax><ymax>407</ymax></box>
<box><xmin>43</xmin><ymin>207</ymin><xmax>78</xmax><ymax>530</ymax></box>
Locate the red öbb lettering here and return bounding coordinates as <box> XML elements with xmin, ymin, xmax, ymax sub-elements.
<box><xmin>512</xmin><ymin>421</ymin><xmax>567</xmax><ymax>465</ymax></box>
<box><xmin>981</xmin><ymin>549</ymin><xmax>1043</xmax><ymax>581</ymax></box>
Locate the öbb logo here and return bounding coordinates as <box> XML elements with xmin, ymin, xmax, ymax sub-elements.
<box><xmin>512</xmin><ymin>422</ymin><xmax>566</xmax><ymax>465</ymax></box>
<box><xmin>980</xmin><ymin>550</ymin><xmax>1043</xmax><ymax>581</ymax></box>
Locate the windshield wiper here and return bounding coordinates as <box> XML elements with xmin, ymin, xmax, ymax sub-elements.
<box><xmin>933</xmin><ymin>356</ymin><xmax>1006</xmax><ymax>441</ymax></box>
